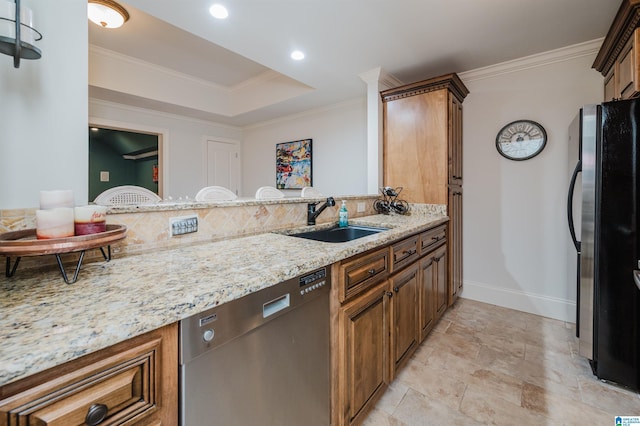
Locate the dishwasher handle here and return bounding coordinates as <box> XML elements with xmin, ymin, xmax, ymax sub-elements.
<box><xmin>263</xmin><ymin>293</ymin><xmax>291</xmax><ymax>318</ymax></box>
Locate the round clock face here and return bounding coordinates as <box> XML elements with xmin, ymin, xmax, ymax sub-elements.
<box><xmin>495</xmin><ymin>120</ymin><xmax>547</xmax><ymax>161</ymax></box>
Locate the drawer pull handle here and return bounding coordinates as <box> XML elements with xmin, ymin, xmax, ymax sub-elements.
<box><xmin>368</xmin><ymin>268</ymin><xmax>376</xmax><ymax>275</ymax></box>
<box><xmin>403</xmin><ymin>249</ymin><xmax>416</xmax><ymax>255</ymax></box>
<box><xmin>85</xmin><ymin>403</ymin><xmax>108</xmax><ymax>426</ymax></box>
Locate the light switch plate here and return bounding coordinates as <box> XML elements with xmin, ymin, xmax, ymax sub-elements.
<box><xmin>357</xmin><ymin>202</ymin><xmax>366</xmax><ymax>213</ymax></box>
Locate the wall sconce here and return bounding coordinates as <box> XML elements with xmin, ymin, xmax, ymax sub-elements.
<box><xmin>88</xmin><ymin>0</ymin><xmax>129</xmax><ymax>29</ymax></box>
<box><xmin>0</xmin><ymin>0</ymin><xmax>42</xmax><ymax>68</ymax></box>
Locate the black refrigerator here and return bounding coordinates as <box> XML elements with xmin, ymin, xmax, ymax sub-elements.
<box><xmin>567</xmin><ymin>99</ymin><xmax>640</xmax><ymax>391</ymax></box>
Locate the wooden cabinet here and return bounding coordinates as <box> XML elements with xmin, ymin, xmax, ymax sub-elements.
<box><xmin>332</xmin><ymin>226</ymin><xmax>448</xmax><ymax>425</ymax></box>
<box><xmin>0</xmin><ymin>324</ymin><xmax>178</xmax><ymax>426</ymax></box>
<box><xmin>389</xmin><ymin>263</ymin><xmax>419</xmax><ymax>378</ymax></box>
<box><xmin>338</xmin><ymin>280</ymin><xmax>390</xmax><ymax>426</ymax></box>
<box><xmin>382</xmin><ymin>73</ymin><xmax>468</xmax><ymax>307</ymax></box>
<box><xmin>594</xmin><ymin>1</ymin><xmax>640</xmax><ymax>100</ymax></box>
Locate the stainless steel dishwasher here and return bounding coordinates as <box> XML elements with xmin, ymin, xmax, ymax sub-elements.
<box><xmin>179</xmin><ymin>267</ymin><xmax>331</xmax><ymax>425</ymax></box>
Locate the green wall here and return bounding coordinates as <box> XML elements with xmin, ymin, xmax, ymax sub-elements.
<box><xmin>88</xmin><ymin>135</ymin><xmax>159</xmax><ymax>201</ymax></box>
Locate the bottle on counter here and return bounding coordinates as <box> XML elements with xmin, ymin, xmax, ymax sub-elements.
<box><xmin>339</xmin><ymin>200</ymin><xmax>348</xmax><ymax>228</ymax></box>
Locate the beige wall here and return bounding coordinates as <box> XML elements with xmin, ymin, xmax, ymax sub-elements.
<box><xmin>459</xmin><ymin>40</ymin><xmax>604</xmax><ymax>321</ymax></box>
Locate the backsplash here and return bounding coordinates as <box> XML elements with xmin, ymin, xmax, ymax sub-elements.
<box><xmin>0</xmin><ymin>197</ymin><xmax>446</xmax><ymax>271</ymax></box>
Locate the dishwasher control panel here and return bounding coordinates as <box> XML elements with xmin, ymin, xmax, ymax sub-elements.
<box><xmin>299</xmin><ymin>268</ymin><xmax>328</xmax><ymax>295</ymax></box>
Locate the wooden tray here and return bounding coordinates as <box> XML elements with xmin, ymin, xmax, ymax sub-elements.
<box><xmin>0</xmin><ymin>225</ymin><xmax>127</xmax><ymax>257</ymax></box>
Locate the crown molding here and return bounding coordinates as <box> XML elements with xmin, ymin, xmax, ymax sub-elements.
<box><xmin>459</xmin><ymin>38</ymin><xmax>604</xmax><ymax>83</ymax></box>
<box><xmin>90</xmin><ymin>44</ymin><xmax>231</xmax><ymax>92</ymax></box>
<box><xmin>230</xmin><ymin>70</ymin><xmax>285</xmax><ymax>91</ymax></box>
<box><xmin>89</xmin><ymin>97</ymin><xmax>242</xmax><ymax>131</ymax></box>
<box><xmin>245</xmin><ymin>97</ymin><xmax>366</xmax><ymax>130</ymax></box>
<box><xmin>358</xmin><ymin>67</ymin><xmax>403</xmax><ymax>90</ymax></box>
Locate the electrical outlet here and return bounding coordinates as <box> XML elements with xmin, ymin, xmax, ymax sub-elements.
<box><xmin>357</xmin><ymin>202</ymin><xmax>366</xmax><ymax>213</ymax></box>
<box><xmin>170</xmin><ymin>215</ymin><xmax>198</xmax><ymax>236</ymax></box>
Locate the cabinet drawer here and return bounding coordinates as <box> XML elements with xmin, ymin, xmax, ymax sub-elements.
<box><xmin>0</xmin><ymin>324</ymin><xmax>178</xmax><ymax>426</ymax></box>
<box><xmin>390</xmin><ymin>236</ymin><xmax>419</xmax><ymax>272</ymax></box>
<box><xmin>339</xmin><ymin>247</ymin><xmax>390</xmax><ymax>302</ymax></box>
<box><xmin>419</xmin><ymin>224</ymin><xmax>446</xmax><ymax>255</ymax></box>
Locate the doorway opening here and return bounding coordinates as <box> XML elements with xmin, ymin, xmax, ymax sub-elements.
<box><xmin>88</xmin><ymin>126</ymin><xmax>163</xmax><ymax>202</ymax></box>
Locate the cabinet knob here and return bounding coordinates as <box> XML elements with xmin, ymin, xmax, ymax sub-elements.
<box><xmin>85</xmin><ymin>403</ymin><xmax>108</xmax><ymax>426</ymax></box>
<box><xmin>385</xmin><ymin>291</ymin><xmax>393</xmax><ymax>298</ymax></box>
<box><xmin>394</xmin><ymin>286</ymin><xmax>400</xmax><ymax>293</ymax></box>
<box><xmin>368</xmin><ymin>268</ymin><xmax>376</xmax><ymax>275</ymax></box>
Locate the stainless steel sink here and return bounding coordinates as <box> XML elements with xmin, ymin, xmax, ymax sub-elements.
<box><xmin>289</xmin><ymin>225</ymin><xmax>388</xmax><ymax>243</ymax></box>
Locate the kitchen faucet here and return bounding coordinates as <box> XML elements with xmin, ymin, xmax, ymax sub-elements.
<box><xmin>307</xmin><ymin>197</ymin><xmax>336</xmax><ymax>225</ymax></box>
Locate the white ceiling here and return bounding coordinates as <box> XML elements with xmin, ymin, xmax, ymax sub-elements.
<box><xmin>89</xmin><ymin>0</ymin><xmax>620</xmax><ymax>126</ymax></box>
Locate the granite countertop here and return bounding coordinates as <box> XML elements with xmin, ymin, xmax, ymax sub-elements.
<box><xmin>0</xmin><ymin>213</ymin><xmax>447</xmax><ymax>387</ymax></box>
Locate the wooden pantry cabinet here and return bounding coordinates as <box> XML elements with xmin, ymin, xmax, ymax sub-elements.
<box><xmin>0</xmin><ymin>323</ymin><xmax>178</xmax><ymax>426</ymax></box>
<box><xmin>594</xmin><ymin>0</ymin><xmax>640</xmax><ymax>101</ymax></box>
<box><xmin>381</xmin><ymin>73</ymin><xmax>468</xmax><ymax>307</ymax></box>
<box><xmin>331</xmin><ymin>223</ymin><xmax>447</xmax><ymax>426</ymax></box>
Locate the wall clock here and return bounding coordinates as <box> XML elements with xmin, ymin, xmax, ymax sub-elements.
<box><xmin>495</xmin><ymin>120</ymin><xmax>547</xmax><ymax>161</ymax></box>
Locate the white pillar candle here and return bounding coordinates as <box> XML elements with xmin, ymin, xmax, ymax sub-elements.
<box><xmin>74</xmin><ymin>205</ymin><xmax>107</xmax><ymax>235</ymax></box>
<box><xmin>39</xmin><ymin>190</ymin><xmax>74</xmax><ymax>210</ymax></box>
<box><xmin>36</xmin><ymin>208</ymin><xmax>75</xmax><ymax>239</ymax></box>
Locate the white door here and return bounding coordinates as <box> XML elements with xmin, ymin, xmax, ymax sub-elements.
<box><xmin>206</xmin><ymin>140</ymin><xmax>240</xmax><ymax>195</ymax></box>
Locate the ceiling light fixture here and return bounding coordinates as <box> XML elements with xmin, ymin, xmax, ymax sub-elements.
<box><xmin>88</xmin><ymin>0</ymin><xmax>129</xmax><ymax>29</ymax></box>
<box><xmin>291</xmin><ymin>50</ymin><xmax>305</xmax><ymax>61</ymax></box>
<box><xmin>0</xmin><ymin>0</ymin><xmax>43</xmax><ymax>68</ymax></box>
<box><xmin>209</xmin><ymin>4</ymin><xmax>228</xmax><ymax>19</ymax></box>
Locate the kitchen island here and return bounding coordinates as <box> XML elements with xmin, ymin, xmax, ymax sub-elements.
<box><xmin>0</xmin><ymin>212</ymin><xmax>446</xmax><ymax>388</ymax></box>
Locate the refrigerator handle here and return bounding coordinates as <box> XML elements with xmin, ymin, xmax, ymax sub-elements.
<box><xmin>634</xmin><ymin>270</ymin><xmax>640</xmax><ymax>291</ymax></box>
<box><xmin>567</xmin><ymin>160</ymin><xmax>582</xmax><ymax>252</ymax></box>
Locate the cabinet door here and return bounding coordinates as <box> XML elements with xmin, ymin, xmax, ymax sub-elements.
<box><xmin>448</xmin><ymin>94</ymin><xmax>463</xmax><ymax>186</ymax></box>
<box><xmin>448</xmin><ymin>186</ymin><xmax>463</xmax><ymax>306</ymax></box>
<box><xmin>340</xmin><ymin>281</ymin><xmax>389</xmax><ymax>425</ymax></box>
<box><xmin>604</xmin><ymin>67</ymin><xmax>617</xmax><ymax>101</ymax></box>
<box><xmin>419</xmin><ymin>254</ymin><xmax>437</xmax><ymax>341</ymax></box>
<box><xmin>383</xmin><ymin>89</ymin><xmax>449</xmax><ymax>204</ymax></box>
<box><xmin>617</xmin><ymin>28</ymin><xmax>640</xmax><ymax>100</ymax></box>
<box><xmin>389</xmin><ymin>263</ymin><xmax>419</xmax><ymax>377</ymax></box>
<box><xmin>434</xmin><ymin>244</ymin><xmax>448</xmax><ymax>320</ymax></box>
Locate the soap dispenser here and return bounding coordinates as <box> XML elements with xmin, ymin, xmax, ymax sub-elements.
<box><xmin>339</xmin><ymin>200</ymin><xmax>348</xmax><ymax>227</ymax></box>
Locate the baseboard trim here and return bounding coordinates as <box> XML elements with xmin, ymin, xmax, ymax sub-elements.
<box><xmin>460</xmin><ymin>279</ymin><xmax>576</xmax><ymax>323</ymax></box>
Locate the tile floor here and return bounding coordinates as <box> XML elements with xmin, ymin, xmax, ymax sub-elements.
<box><xmin>363</xmin><ymin>298</ymin><xmax>640</xmax><ymax>425</ymax></box>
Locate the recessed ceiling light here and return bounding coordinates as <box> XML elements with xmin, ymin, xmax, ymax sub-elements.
<box><xmin>209</xmin><ymin>4</ymin><xmax>229</xmax><ymax>19</ymax></box>
<box><xmin>291</xmin><ymin>50</ymin><xmax>305</xmax><ymax>61</ymax></box>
